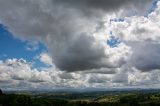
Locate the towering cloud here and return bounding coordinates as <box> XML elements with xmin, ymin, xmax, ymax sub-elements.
<box><xmin>108</xmin><ymin>1</ymin><xmax>160</xmax><ymax>71</ymax></box>
<box><xmin>0</xmin><ymin>0</ymin><xmax>152</xmax><ymax>71</ymax></box>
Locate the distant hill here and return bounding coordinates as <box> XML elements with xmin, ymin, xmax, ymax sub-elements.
<box><xmin>1</xmin><ymin>89</ymin><xmax>160</xmax><ymax>106</ymax></box>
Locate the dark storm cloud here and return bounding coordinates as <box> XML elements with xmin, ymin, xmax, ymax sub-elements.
<box><xmin>129</xmin><ymin>42</ymin><xmax>160</xmax><ymax>71</ymax></box>
<box><xmin>53</xmin><ymin>34</ymin><xmax>110</xmax><ymax>71</ymax></box>
<box><xmin>11</xmin><ymin>76</ymin><xmax>25</xmax><ymax>81</ymax></box>
<box><xmin>84</xmin><ymin>68</ymin><xmax>117</xmax><ymax>74</ymax></box>
<box><xmin>112</xmin><ymin>73</ymin><xmax>128</xmax><ymax>83</ymax></box>
<box><xmin>54</xmin><ymin>0</ymin><xmax>152</xmax><ymax>14</ymax></box>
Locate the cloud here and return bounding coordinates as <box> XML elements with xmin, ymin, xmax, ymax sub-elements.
<box><xmin>1</xmin><ymin>0</ymin><xmax>160</xmax><ymax>89</ymax></box>
<box><xmin>83</xmin><ymin>68</ymin><xmax>117</xmax><ymax>74</ymax></box>
<box><xmin>38</xmin><ymin>52</ymin><xmax>53</xmax><ymax>66</ymax></box>
<box><xmin>1</xmin><ymin>58</ymin><xmax>160</xmax><ymax>90</ymax></box>
<box><xmin>25</xmin><ymin>41</ymin><xmax>39</xmax><ymax>51</ymax></box>
<box><xmin>106</xmin><ymin>1</ymin><xmax>160</xmax><ymax>71</ymax></box>
<box><xmin>0</xmin><ymin>0</ymin><xmax>152</xmax><ymax>71</ymax></box>
<box><xmin>53</xmin><ymin>0</ymin><xmax>152</xmax><ymax>16</ymax></box>
<box><xmin>87</xmin><ymin>74</ymin><xmax>109</xmax><ymax>83</ymax></box>
<box><xmin>0</xmin><ymin>58</ymin><xmax>58</xmax><ymax>89</ymax></box>
<box><xmin>129</xmin><ymin>42</ymin><xmax>160</xmax><ymax>71</ymax></box>
<box><xmin>112</xmin><ymin>73</ymin><xmax>128</xmax><ymax>83</ymax></box>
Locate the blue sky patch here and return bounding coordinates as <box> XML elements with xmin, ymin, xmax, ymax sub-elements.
<box><xmin>107</xmin><ymin>36</ymin><xmax>121</xmax><ymax>48</ymax></box>
<box><xmin>0</xmin><ymin>24</ymin><xmax>48</xmax><ymax>68</ymax></box>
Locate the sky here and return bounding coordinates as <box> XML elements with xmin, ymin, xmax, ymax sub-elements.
<box><xmin>0</xmin><ymin>0</ymin><xmax>160</xmax><ymax>91</ymax></box>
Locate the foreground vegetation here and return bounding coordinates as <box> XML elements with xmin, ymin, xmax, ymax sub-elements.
<box><xmin>1</xmin><ymin>90</ymin><xmax>160</xmax><ymax>106</ymax></box>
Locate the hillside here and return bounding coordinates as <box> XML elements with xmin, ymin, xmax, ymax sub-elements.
<box><xmin>1</xmin><ymin>90</ymin><xmax>160</xmax><ymax>106</ymax></box>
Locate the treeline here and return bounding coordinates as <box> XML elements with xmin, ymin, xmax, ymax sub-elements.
<box><xmin>1</xmin><ymin>92</ymin><xmax>160</xmax><ymax>106</ymax></box>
